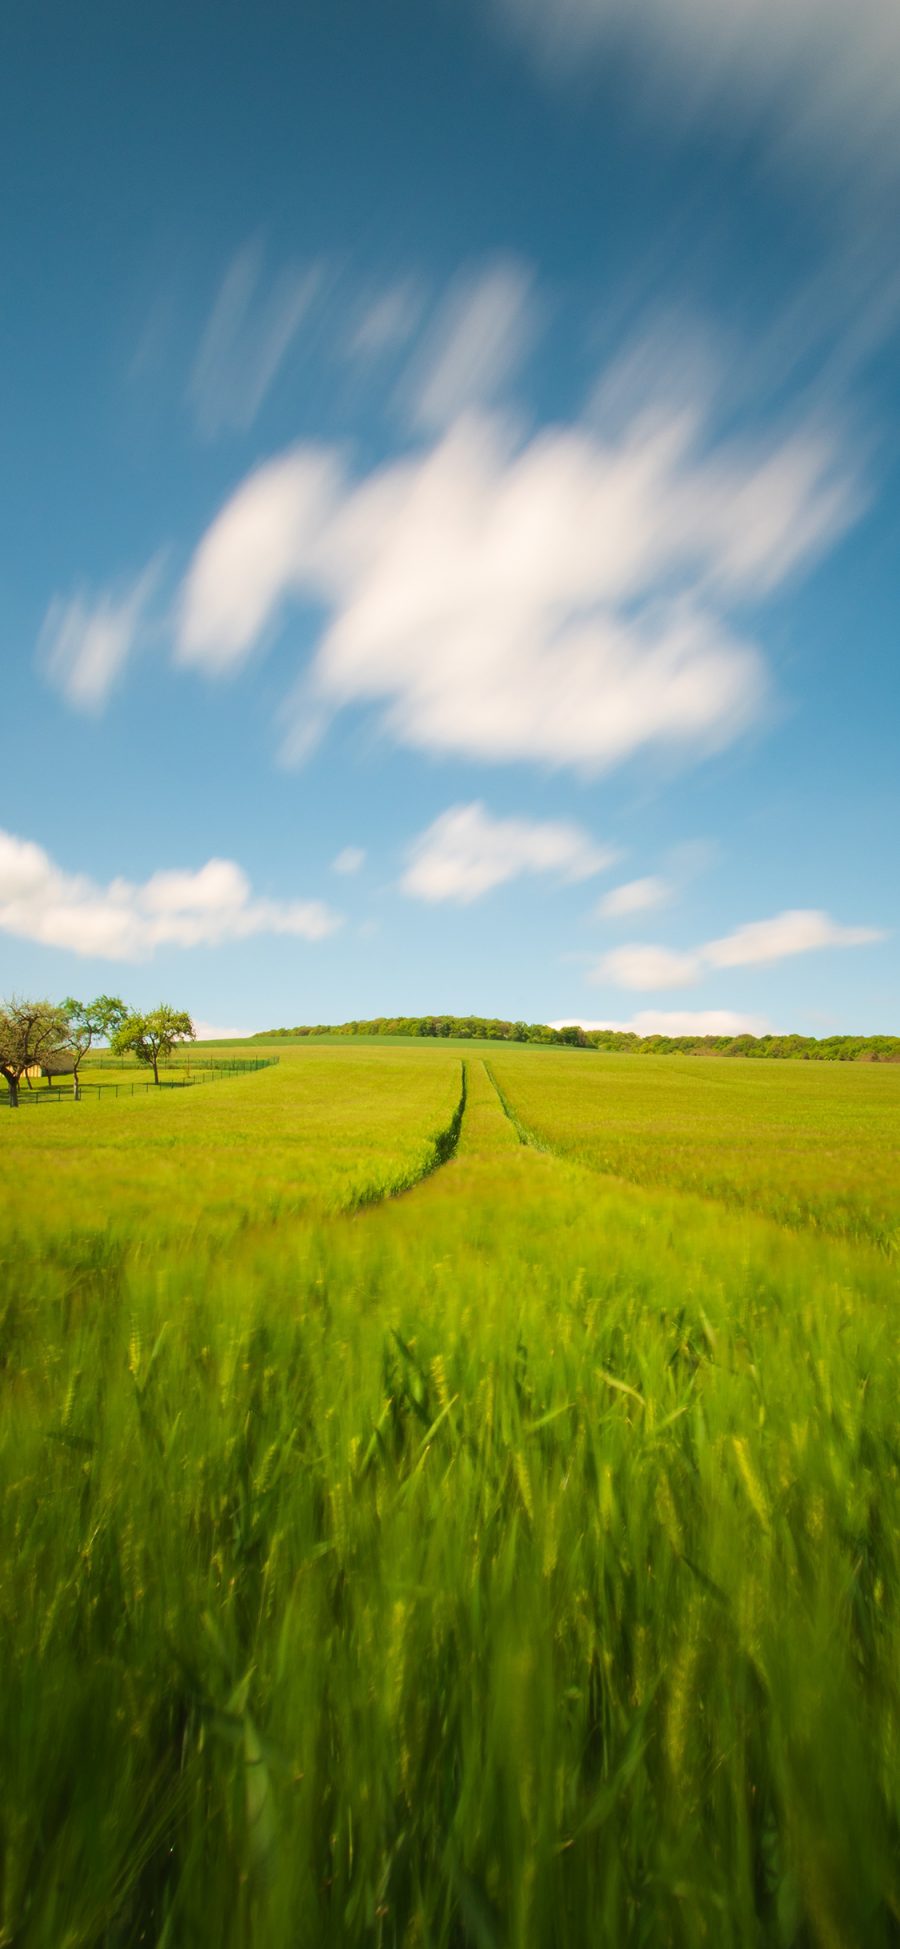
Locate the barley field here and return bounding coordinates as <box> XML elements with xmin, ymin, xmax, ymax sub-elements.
<box><xmin>1</xmin><ymin>1044</ymin><xmax>898</xmax><ymax>1947</ymax></box>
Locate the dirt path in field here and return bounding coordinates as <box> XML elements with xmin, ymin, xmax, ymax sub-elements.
<box><xmin>481</xmin><ymin>1059</ymin><xmax>545</xmax><ymax>1147</ymax></box>
<box><xmin>374</xmin><ymin>1058</ymin><xmax>545</xmax><ymax>1202</ymax></box>
<box><xmin>352</xmin><ymin>1058</ymin><xmax>469</xmax><ymax>1212</ymax></box>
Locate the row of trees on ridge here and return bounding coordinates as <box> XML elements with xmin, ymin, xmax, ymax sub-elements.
<box><xmin>256</xmin><ymin>1015</ymin><xmax>900</xmax><ymax>1061</ymax></box>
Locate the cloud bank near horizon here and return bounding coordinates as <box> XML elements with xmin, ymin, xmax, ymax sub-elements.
<box><xmin>0</xmin><ymin>830</ymin><xmax>340</xmax><ymax>961</ymax></box>
<box><xmin>596</xmin><ymin>909</ymin><xmax>885</xmax><ymax>992</ymax></box>
<box><xmin>550</xmin><ymin>1010</ymin><xmax>774</xmax><ymax>1037</ymax></box>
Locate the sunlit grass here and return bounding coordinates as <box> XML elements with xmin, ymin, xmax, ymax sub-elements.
<box><xmin>0</xmin><ymin>1047</ymin><xmax>897</xmax><ymax>1944</ymax></box>
<box><xmin>0</xmin><ymin>1044</ymin><xmax>464</xmax><ymax>1248</ymax></box>
<box><xmin>490</xmin><ymin>1046</ymin><xmax>900</xmax><ymax>1252</ymax></box>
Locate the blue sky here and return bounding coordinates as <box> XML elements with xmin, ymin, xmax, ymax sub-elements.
<box><xmin>2</xmin><ymin>0</ymin><xmax>898</xmax><ymax>1037</ymax></box>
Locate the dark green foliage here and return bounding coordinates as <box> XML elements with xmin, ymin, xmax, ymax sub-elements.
<box><xmin>254</xmin><ymin>1016</ymin><xmax>900</xmax><ymax>1061</ymax></box>
<box><xmin>113</xmin><ymin>1005</ymin><xmax>196</xmax><ymax>1084</ymax></box>
<box><xmin>0</xmin><ymin>997</ymin><xmax>73</xmax><ymax>1104</ymax></box>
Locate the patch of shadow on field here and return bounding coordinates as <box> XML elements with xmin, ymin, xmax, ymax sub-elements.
<box><xmin>348</xmin><ymin>1059</ymin><xmax>468</xmax><ymax>1214</ymax></box>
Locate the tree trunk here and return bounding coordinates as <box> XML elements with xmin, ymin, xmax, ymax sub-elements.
<box><xmin>73</xmin><ymin>1072</ymin><xmax>81</xmax><ymax>1101</ymax></box>
<box><xmin>7</xmin><ymin>1077</ymin><xmax>18</xmax><ymax>1108</ymax></box>
<box><xmin>152</xmin><ymin>1052</ymin><xmax>159</xmax><ymax>1085</ymax></box>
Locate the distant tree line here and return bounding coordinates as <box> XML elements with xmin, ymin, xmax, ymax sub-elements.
<box><xmin>255</xmin><ymin>1016</ymin><xmax>900</xmax><ymax>1062</ymax></box>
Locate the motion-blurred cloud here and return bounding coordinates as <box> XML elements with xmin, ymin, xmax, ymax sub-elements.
<box><xmin>492</xmin><ymin>0</ymin><xmax>900</xmax><ymax>183</ymax></box>
<box><xmin>177</xmin><ymin>371</ymin><xmax>858</xmax><ymax>775</ymax></box>
<box><xmin>189</xmin><ymin>240</ymin><xmax>321</xmax><ymax>438</ymax></box>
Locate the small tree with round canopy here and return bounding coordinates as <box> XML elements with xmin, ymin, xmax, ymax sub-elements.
<box><xmin>111</xmin><ymin>1005</ymin><xmax>195</xmax><ymax>1085</ymax></box>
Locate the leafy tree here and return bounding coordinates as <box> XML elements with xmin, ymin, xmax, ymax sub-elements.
<box><xmin>63</xmin><ymin>995</ymin><xmax>128</xmax><ymax>1098</ymax></box>
<box><xmin>112</xmin><ymin>1005</ymin><xmax>195</xmax><ymax>1085</ymax></box>
<box><xmin>0</xmin><ymin>998</ymin><xmax>72</xmax><ymax>1108</ymax></box>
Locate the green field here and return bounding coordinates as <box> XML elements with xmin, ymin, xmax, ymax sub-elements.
<box><xmin>1</xmin><ymin>1044</ymin><xmax>898</xmax><ymax>1947</ymax></box>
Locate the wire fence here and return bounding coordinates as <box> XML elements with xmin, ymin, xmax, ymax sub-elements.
<box><xmin>81</xmin><ymin>1056</ymin><xmax>274</xmax><ymax>1073</ymax></box>
<box><xmin>1</xmin><ymin>1056</ymin><xmax>279</xmax><ymax>1108</ymax></box>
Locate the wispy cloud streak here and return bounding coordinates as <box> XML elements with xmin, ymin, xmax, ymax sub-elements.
<box><xmin>39</xmin><ymin>558</ymin><xmax>163</xmax><ymax>712</ymax></box>
<box><xmin>493</xmin><ymin>0</ymin><xmax>900</xmax><ymax>182</ymax></box>
<box><xmin>189</xmin><ymin>241</ymin><xmax>320</xmax><ymax>437</ymax></box>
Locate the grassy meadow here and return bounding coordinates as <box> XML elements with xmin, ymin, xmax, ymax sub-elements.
<box><xmin>1</xmin><ymin>1047</ymin><xmax>464</xmax><ymax>1248</ymax></box>
<box><xmin>489</xmin><ymin>1047</ymin><xmax>900</xmax><ymax>1251</ymax></box>
<box><xmin>1</xmin><ymin>1043</ymin><xmax>898</xmax><ymax>1946</ymax></box>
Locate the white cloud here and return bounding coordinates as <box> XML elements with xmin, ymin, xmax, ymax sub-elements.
<box><xmin>493</xmin><ymin>0</ymin><xmax>900</xmax><ymax>177</ymax></box>
<box><xmin>401</xmin><ymin>801</ymin><xmax>615</xmax><ymax>904</ymax></box>
<box><xmin>39</xmin><ymin>558</ymin><xmax>162</xmax><ymax>712</ymax></box>
<box><xmin>403</xmin><ymin>258</ymin><xmax>538</xmax><ymax>430</ymax></box>
<box><xmin>192</xmin><ymin>1019</ymin><xmax>256</xmax><ymax>1042</ymax></box>
<box><xmin>332</xmin><ymin>846</ymin><xmax>366</xmax><ymax>875</ymax></box>
<box><xmin>599</xmin><ymin>943</ymin><xmax>702</xmax><ymax>991</ymax></box>
<box><xmin>705</xmin><ymin>908</ymin><xmax>883</xmax><ymax>968</ymax></box>
<box><xmin>189</xmin><ymin>241</ymin><xmax>320</xmax><ymax>437</ymax></box>
<box><xmin>551</xmin><ymin>1010</ymin><xmax>773</xmax><ymax>1035</ymax></box>
<box><xmin>0</xmin><ymin>829</ymin><xmax>341</xmax><ymax>961</ymax></box>
<box><xmin>177</xmin><ymin>447</ymin><xmax>342</xmax><ymax>675</ymax></box>
<box><xmin>176</xmin><ymin>367</ymin><xmax>858</xmax><ymax>774</ymax></box>
<box><xmin>596</xmin><ymin>907</ymin><xmax>885</xmax><ymax>990</ymax></box>
<box><xmin>598</xmin><ymin>875</ymin><xmax>671</xmax><ymax>917</ymax></box>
